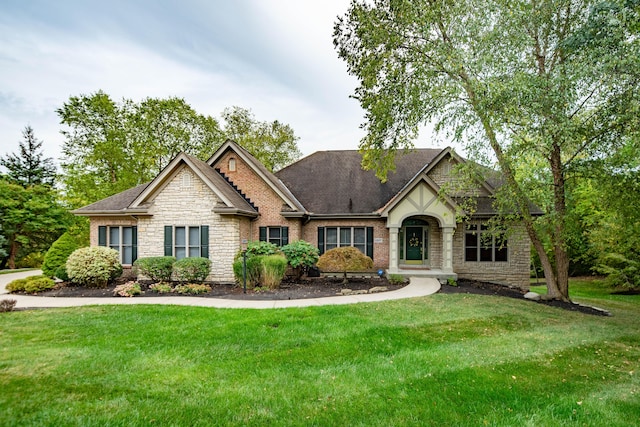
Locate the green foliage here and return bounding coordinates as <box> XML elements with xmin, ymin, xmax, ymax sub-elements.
<box><xmin>0</xmin><ymin>125</ymin><xmax>56</xmax><ymax>187</ymax></box>
<box><xmin>15</xmin><ymin>252</ymin><xmax>44</xmax><ymax>269</ymax></box>
<box><xmin>317</xmin><ymin>247</ymin><xmax>373</xmax><ymax>273</ymax></box>
<box><xmin>595</xmin><ymin>253</ymin><xmax>640</xmax><ymax>291</ymax></box>
<box><xmin>0</xmin><ymin>298</ymin><xmax>17</xmax><ymax>312</ymax></box>
<box><xmin>0</xmin><ymin>227</ymin><xmax>7</xmax><ymax>260</ymax></box>
<box><xmin>235</xmin><ymin>241</ymin><xmax>280</xmax><ymax>261</ymax></box>
<box><xmin>260</xmin><ymin>255</ymin><xmax>288</xmax><ymax>289</ymax></box>
<box><xmin>221</xmin><ymin>106</ymin><xmax>301</xmax><ymax>171</ymax></box>
<box><xmin>42</xmin><ymin>232</ymin><xmax>80</xmax><ymax>278</ymax></box>
<box><xmin>133</xmin><ymin>256</ymin><xmax>176</xmax><ymax>282</ymax></box>
<box><xmin>334</xmin><ymin>0</ymin><xmax>640</xmax><ymax>300</ymax></box>
<box><xmin>6</xmin><ymin>275</ymin><xmax>54</xmax><ymax>294</ymax></box>
<box><xmin>113</xmin><ymin>281</ymin><xmax>142</xmax><ymax>297</ymax></box>
<box><xmin>173</xmin><ymin>283</ymin><xmax>212</xmax><ymax>295</ymax></box>
<box><xmin>281</xmin><ymin>240</ymin><xmax>319</xmax><ymax>269</ymax></box>
<box><xmin>0</xmin><ymin>179</ymin><xmax>70</xmax><ymax>269</ymax></box>
<box><xmin>66</xmin><ymin>247</ymin><xmax>123</xmax><ymax>288</ymax></box>
<box><xmin>173</xmin><ymin>257</ymin><xmax>211</xmax><ymax>283</ymax></box>
<box><xmin>387</xmin><ymin>274</ymin><xmax>406</xmax><ymax>285</ymax></box>
<box><xmin>54</xmin><ymin>265</ymin><xmax>69</xmax><ymax>282</ymax></box>
<box><xmin>149</xmin><ymin>282</ymin><xmax>173</xmax><ymax>294</ymax></box>
<box><xmin>233</xmin><ymin>255</ymin><xmax>264</xmax><ymax>289</ymax></box>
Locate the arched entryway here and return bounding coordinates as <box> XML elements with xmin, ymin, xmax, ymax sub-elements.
<box><xmin>399</xmin><ymin>218</ymin><xmax>430</xmax><ymax>267</ymax></box>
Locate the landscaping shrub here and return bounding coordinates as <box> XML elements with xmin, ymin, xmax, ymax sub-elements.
<box><xmin>5</xmin><ymin>278</ymin><xmax>28</xmax><ymax>292</ymax></box>
<box><xmin>261</xmin><ymin>255</ymin><xmax>288</xmax><ymax>289</ymax></box>
<box><xmin>595</xmin><ymin>253</ymin><xmax>640</xmax><ymax>290</ymax></box>
<box><xmin>149</xmin><ymin>282</ymin><xmax>173</xmax><ymax>294</ymax></box>
<box><xmin>42</xmin><ymin>232</ymin><xmax>80</xmax><ymax>278</ymax></box>
<box><xmin>15</xmin><ymin>252</ymin><xmax>45</xmax><ymax>268</ymax></box>
<box><xmin>173</xmin><ymin>257</ymin><xmax>211</xmax><ymax>283</ymax></box>
<box><xmin>281</xmin><ymin>240</ymin><xmax>319</xmax><ymax>277</ymax></box>
<box><xmin>387</xmin><ymin>274</ymin><xmax>406</xmax><ymax>285</ymax></box>
<box><xmin>113</xmin><ymin>281</ymin><xmax>142</xmax><ymax>297</ymax></box>
<box><xmin>317</xmin><ymin>247</ymin><xmax>374</xmax><ymax>283</ymax></box>
<box><xmin>233</xmin><ymin>255</ymin><xmax>264</xmax><ymax>289</ymax></box>
<box><xmin>134</xmin><ymin>256</ymin><xmax>176</xmax><ymax>282</ymax></box>
<box><xmin>6</xmin><ymin>275</ymin><xmax>55</xmax><ymax>294</ymax></box>
<box><xmin>0</xmin><ymin>299</ymin><xmax>17</xmax><ymax>312</ymax></box>
<box><xmin>54</xmin><ymin>265</ymin><xmax>69</xmax><ymax>282</ymax></box>
<box><xmin>66</xmin><ymin>247</ymin><xmax>123</xmax><ymax>288</ymax></box>
<box><xmin>173</xmin><ymin>283</ymin><xmax>212</xmax><ymax>295</ymax></box>
<box><xmin>235</xmin><ymin>241</ymin><xmax>280</xmax><ymax>261</ymax></box>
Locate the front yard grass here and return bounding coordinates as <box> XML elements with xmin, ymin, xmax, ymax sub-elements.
<box><xmin>1</xmin><ymin>278</ymin><xmax>639</xmax><ymax>426</ymax></box>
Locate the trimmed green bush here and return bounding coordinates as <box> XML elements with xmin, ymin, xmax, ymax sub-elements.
<box><xmin>233</xmin><ymin>255</ymin><xmax>263</xmax><ymax>289</ymax></box>
<box><xmin>134</xmin><ymin>256</ymin><xmax>176</xmax><ymax>282</ymax></box>
<box><xmin>173</xmin><ymin>257</ymin><xmax>211</xmax><ymax>283</ymax></box>
<box><xmin>261</xmin><ymin>255</ymin><xmax>288</xmax><ymax>289</ymax></box>
<box><xmin>42</xmin><ymin>232</ymin><xmax>80</xmax><ymax>278</ymax></box>
<box><xmin>66</xmin><ymin>247</ymin><xmax>123</xmax><ymax>288</ymax></box>
<box><xmin>173</xmin><ymin>284</ymin><xmax>212</xmax><ymax>295</ymax></box>
<box><xmin>235</xmin><ymin>241</ymin><xmax>280</xmax><ymax>261</ymax></box>
<box><xmin>6</xmin><ymin>275</ymin><xmax>55</xmax><ymax>294</ymax></box>
<box><xmin>281</xmin><ymin>240</ymin><xmax>319</xmax><ymax>277</ymax></box>
<box><xmin>317</xmin><ymin>247</ymin><xmax>374</xmax><ymax>283</ymax></box>
<box><xmin>54</xmin><ymin>265</ymin><xmax>69</xmax><ymax>282</ymax></box>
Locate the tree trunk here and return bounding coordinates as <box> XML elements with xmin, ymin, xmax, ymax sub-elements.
<box><xmin>550</xmin><ymin>143</ymin><xmax>570</xmax><ymax>300</ymax></box>
<box><xmin>7</xmin><ymin>240</ymin><xmax>19</xmax><ymax>269</ymax></box>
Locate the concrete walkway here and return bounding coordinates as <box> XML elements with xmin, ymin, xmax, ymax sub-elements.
<box><xmin>0</xmin><ymin>270</ymin><xmax>441</xmax><ymax>310</ymax></box>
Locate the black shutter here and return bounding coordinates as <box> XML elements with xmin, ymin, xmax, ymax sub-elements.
<box><xmin>98</xmin><ymin>226</ymin><xmax>107</xmax><ymax>246</ymax></box>
<box><xmin>281</xmin><ymin>227</ymin><xmax>289</xmax><ymax>246</ymax></box>
<box><xmin>164</xmin><ymin>226</ymin><xmax>173</xmax><ymax>256</ymax></box>
<box><xmin>132</xmin><ymin>226</ymin><xmax>138</xmax><ymax>262</ymax></box>
<box><xmin>259</xmin><ymin>227</ymin><xmax>267</xmax><ymax>242</ymax></box>
<box><xmin>366</xmin><ymin>227</ymin><xmax>374</xmax><ymax>260</ymax></box>
<box><xmin>200</xmin><ymin>225</ymin><xmax>209</xmax><ymax>258</ymax></box>
<box><xmin>317</xmin><ymin>227</ymin><xmax>325</xmax><ymax>255</ymax></box>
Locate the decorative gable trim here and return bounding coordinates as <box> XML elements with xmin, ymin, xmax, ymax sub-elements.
<box><xmin>423</xmin><ymin>147</ymin><xmax>496</xmax><ymax>195</ymax></box>
<box><xmin>379</xmin><ymin>173</ymin><xmax>460</xmax><ymax>219</ymax></box>
<box><xmin>207</xmin><ymin>140</ymin><xmax>306</xmax><ymax>214</ymax></box>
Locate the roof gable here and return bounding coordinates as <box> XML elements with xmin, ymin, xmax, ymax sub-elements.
<box><xmin>207</xmin><ymin>140</ymin><xmax>305</xmax><ymax>213</ymax></box>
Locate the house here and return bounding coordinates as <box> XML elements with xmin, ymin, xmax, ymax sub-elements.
<box><xmin>74</xmin><ymin>140</ymin><xmax>532</xmax><ymax>289</ymax></box>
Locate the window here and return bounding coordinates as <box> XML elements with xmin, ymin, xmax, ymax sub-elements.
<box><xmin>464</xmin><ymin>224</ymin><xmax>508</xmax><ymax>262</ymax></box>
<box><xmin>98</xmin><ymin>226</ymin><xmax>137</xmax><ymax>264</ymax></box>
<box><xmin>259</xmin><ymin>226</ymin><xmax>289</xmax><ymax>246</ymax></box>
<box><xmin>317</xmin><ymin>226</ymin><xmax>374</xmax><ymax>259</ymax></box>
<box><xmin>228</xmin><ymin>157</ymin><xmax>237</xmax><ymax>172</ymax></box>
<box><xmin>164</xmin><ymin>226</ymin><xmax>209</xmax><ymax>259</ymax></box>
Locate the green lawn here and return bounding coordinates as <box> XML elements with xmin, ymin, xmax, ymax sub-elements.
<box><xmin>0</xmin><ymin>268</ymin><xmax>37</xmax><ymax>275</ymax></box>
<box><xmin>1</xmin><ymin>279</ymin><xmax>639</xmax><ymax>426</ymax></box>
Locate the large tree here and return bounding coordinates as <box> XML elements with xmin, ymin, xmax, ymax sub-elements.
<box><xmin>0</xmin><ymin>179</ymin><xmax>70</xmax><ymax>269</ymax></box>
<box><xmin>1</xmin><ymin>125</ymin><xmax>56</xmax><ymax>187</ymax></box>
<box><xmin>334</xmin><ymin>0</ymin><xmax>640</xmax><ymax>300</ymax></box>
<box><xmin>58</xmin><ymin>92</ymin><xmax>301</xmax><ymax>207</ymax></box>
<box><xmin>221</xmin><ymin>106</ymin><xmax>301</xmax><ymax>171</ymax></box>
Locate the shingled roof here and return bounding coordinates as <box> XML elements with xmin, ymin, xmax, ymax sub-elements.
<box><xmin>275</xmin><ymin>149</ymin><xmax>443</xmax><ymax>215</ymax></box>
<box><xmin>73</xmin><ymin>183</ymin><xmax>150</xmax><ymax>215</ymax></box>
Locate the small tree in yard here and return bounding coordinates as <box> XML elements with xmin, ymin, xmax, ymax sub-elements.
<box><xmin>281</xmin><ymin>240</ymin><xmax>319</xmax><ymax>279</ymax></box>
<box><xmin>316</xmin><ymin>247</ymin><xmax>373</xmax><ymax>284</ymax></box>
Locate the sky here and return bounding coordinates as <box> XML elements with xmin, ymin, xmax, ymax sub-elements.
<box><xmin>0</xmin><ymin>0</ymin><xmax>447</xmax><ymax>169</ymax></box>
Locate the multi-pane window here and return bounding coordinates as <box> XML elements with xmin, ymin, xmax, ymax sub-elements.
<box><xmin>164</xmin><ymin>226</ymin><xmax>209</xmax><ymax>260</ymax></box>
<box><xmin>464</xmin><ymin>224</ymin><xmax>508</xmax><ymax>262</ymax></box>
<box><xmin>259</xmin><ymin>226</ymin><xmax>289</xmax><ymax>247</ymax></box>
<box><xmin>317</xmin><ymin>226</ymin><xmax>374</xmax><ymax>259</ymax></box>
<box><xmin>98</xmin><ymin>226</ymin><xmax>137</xmax><ymax>264</ymax></box>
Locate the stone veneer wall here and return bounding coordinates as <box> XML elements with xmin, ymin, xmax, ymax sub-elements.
<box><xmin>452</xmin><ymin>222</ymin><xmax>530</xmax><ymax>290</ymax></box>
<box><xmin>136</xmin><ymin>165</ymin><xmax>239</xmax><ymax>283</ymax></box>
<box><xmin>301</xmin><ymin>218</ymin><xmax>389</xmax><ymax>269</ymax></box>
<box><xmin>214</xmin><ymin>151</ymin><xmax>302</xmax><ymax>241</ymax></box>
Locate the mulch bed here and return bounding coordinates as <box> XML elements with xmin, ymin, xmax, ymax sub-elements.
<box><xmin>26</xmin><ymin>276</ymin><xmax>610</xmax><ymax>315</ymax></box>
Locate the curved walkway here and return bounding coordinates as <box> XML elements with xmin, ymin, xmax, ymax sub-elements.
<box><xmin>0</xmin><ymin>270</ymin><xmax>441</xmax><ymax>310</ymax></box>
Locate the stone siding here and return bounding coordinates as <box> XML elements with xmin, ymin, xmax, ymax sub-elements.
<box><xmin>452</xmin><ymin>222</ymin><xmax>530</xmax><ymax>290</ymax></box>
<box><xmin>137</xmin><ymin>165</ymin><xmax>239</xmax><ymax>283</ymax></box>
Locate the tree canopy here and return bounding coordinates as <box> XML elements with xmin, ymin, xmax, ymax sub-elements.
<box><xmin>334</xmin><ymin>0</ymin><xmax>640</xmax><ymax>300</ymax></box>
<box><xmin>58</xmin><ymin>92</ymin><xmax>301</xmax><ymax>207</ymax></box>
<box><xmin>0</xmin><ymin>125</ymin><xmax>56</xmax><ymax>187</ymax></box>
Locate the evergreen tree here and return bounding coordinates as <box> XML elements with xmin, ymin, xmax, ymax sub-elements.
<box><xmin>0</xmin><ymin>125</ymin><xmax>56</xmax><ymax>187</ymax></box>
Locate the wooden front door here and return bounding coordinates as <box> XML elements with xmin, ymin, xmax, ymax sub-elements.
<box><xmin>405</xmin><ymin>226</ymin><xmax>424</xmax><ymax>264</ymax></box>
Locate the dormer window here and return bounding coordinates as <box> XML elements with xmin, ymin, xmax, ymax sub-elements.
<box><xmin>228</xmin><ymin>157</ymin><xmax>237</xmax><ymax>172</ymax></box>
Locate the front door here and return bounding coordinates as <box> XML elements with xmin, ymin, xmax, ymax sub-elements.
<box><xmin>405</xmin><ymin>226</ymin><xmax>424</xmax><ymax>264</ymax></box>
